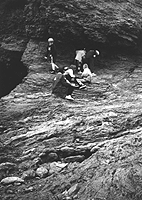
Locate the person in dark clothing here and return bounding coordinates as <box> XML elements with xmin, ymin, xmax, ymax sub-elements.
<box><xmin>52</xmin><ymin>68</ymin><xmax>78</xmax><ymax>101</ymax></box>
<box><xmin>45</xmin><ymin>38</ymin><xmax>57</xmax><ymax>63</ymax></box>
<box><xmin>85</xmin><ymin>50</ymin><xmax>99</xmax><ymax>72</ymax></box>
<box><xmin>45</xmin><ymin>38</ymin><xmax>58</xmax><ymax>73</ymax></box>
<box><xmin>64</xmin><ymin>67</ymin><xmax>86</xmax><ymax>89</ymax></box>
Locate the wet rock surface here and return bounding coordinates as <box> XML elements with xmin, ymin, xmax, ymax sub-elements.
<box><xmin>0</xmin><ymin>40</ymin><xmax>142</xmax><ymax>199</ymax></box>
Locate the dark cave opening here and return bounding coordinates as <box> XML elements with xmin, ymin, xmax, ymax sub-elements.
<box><xmin>0</xmin><ymin>59</ymin><xmax>28</xmax><ymax>98</ymax></box>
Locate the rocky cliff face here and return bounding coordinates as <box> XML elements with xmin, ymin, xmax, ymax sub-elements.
<box><xmin>1</xmin><ymin>0</ymin><xmax>142</xmax><ymax>96</ymax></box>
<box><xmin>24</xmin><ymin>0</ymin><xmax>142</xmax><ymax>52</ymax></box>
<box><xmin>1</xmin><ymin>1</ymin><xmax>142</xmax><ymax>200</ymax></box>
<box><xmin>1</xmin><ymin>39</ymin><xmax>142</xmax><ymax>200</ymax></box>
<box><xmin>1</xmin><ymin>0</ymin><xmax>142</xmax><ymax>50</ymax></box>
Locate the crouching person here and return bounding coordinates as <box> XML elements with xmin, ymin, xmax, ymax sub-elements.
<box><xmin>64</xmin><ymin>67</ymin><xmax>86</xmax><ymax>89</ymax></box>
<box><xmin>77</xmin><ymin>64</ymin><xmax>92</xmax><ymax>85</ymax></box>
<box><xmin>52</xmin><ymin>67</ymin><xmax>78</xmax><ymax>101</ymax></box>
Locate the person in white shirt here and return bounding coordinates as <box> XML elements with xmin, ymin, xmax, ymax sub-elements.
<box><xmin>77</xmin><ymin>64</ymin><xmax>93</xmax><ymax>84</ymax></box>
<box><xmin>64</xmin><ymin>67</ymin><xmax>86</xmax><ymax>90</ymax></box>
<box><xmin>75</xmin><ymin>49</ymin><xmax>86</xmax><ymax>72</ymax></box>
<box><xmin>81</xmin><ymin>64</ymin><xmax>92</xmax><ymax>83</ymax></box>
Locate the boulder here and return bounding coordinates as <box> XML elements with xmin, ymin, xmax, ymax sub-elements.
<box><xmin>1</xmin><ymin>177</ymin><xmax>24</xmax><ymax>185</ymax></box>
<box><xmin>36</xmin><ymin>166</ymin><xmax>49</xmax><ymax>178</ymax></box>
<box><xmin>0</xmin><ymin>162</ymin><xmax>17</xmax><ymax>171</ymax></box>
<box><xmin>22</xmin><ymin>169</ymin><xmax>36</xmax><ymax>180</ymax></box>
<box><xmin>48</xmin><ymin>162</ymin><xmax>68</xmax><ymax>175</ymax></box>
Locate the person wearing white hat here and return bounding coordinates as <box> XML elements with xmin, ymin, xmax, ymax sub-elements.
<box><xmin>48</xmin><ymin>38</ymin><xmax>54</xmax><ymax>42</ymax></box>
<box><xmin>44</xmin><ymin>37</ymin><xmax>57</xmax><ymax>73</ymax></box>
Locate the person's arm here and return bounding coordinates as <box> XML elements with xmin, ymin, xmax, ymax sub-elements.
<box><xmin>61</xmin><ymin>76</ymin><xmax>77</xmax><ymax>88</ymax></box>
<box><xmin>61</xmin><ymin>76</ymin><xmax>72</xmax><ymax>86</ymax></box>
<box><xmin>81</xmin><ymin>69</ymin><xmax>87</xmax><ymax>77</ymax></box>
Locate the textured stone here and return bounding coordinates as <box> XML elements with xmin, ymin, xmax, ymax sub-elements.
<box><xmin>64</xmin><ymin>155</ymin><xmax>85</xmax><ymax>163</ymax></box>
<box><xmin>60</xmin><ymin>147</ymin><xmax>75</xmax><ymax>157</ymax></box>
<box><xmin>36</xmin><ymin>166</ymin><xmax>49</xmax><ymax>178</ymax></box>
<box><xmin>1</xmin><ymin>177</ymin><xmax>24</xmax><ymax>185</ymax></box>
<box><xmin>48</xmin><ymin>162</ymin><xmax>68</xmax><ymax>175</ymax></box>
<box><xmin>48</xmin><ymin>152</ymin><xmax>58</xmax><ymax>162</ymax></box>
<box><xmin>22</xmin><ymin>169</ymin><xmax>36</xmax><ymax>180</ymax></box>
<box><xmin>1</xmin><ymin>11</ymin><xmax>142</xmax><ymax>199</ymax></box>
<box><xmin>22</xmin><ymin>0</ymin><xmax>142</xmax><ymax>52</ymax></box>
<box><xmin>0</xmin><ymin>162</ymin><xmax>17</xmax><ymax>170</ymax></box>
<box><xmin>68</xmin><ymin>183</ymin><xmax>79</xmax><ymax>196</ymax></box>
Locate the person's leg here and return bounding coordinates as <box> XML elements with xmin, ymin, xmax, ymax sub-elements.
<box><xmin>53</xmin><ymin>55</ymin><xmax>56</xmax><ymax>63</ymax></box>
<box><xmin>75</xmin><ymin>78</ymin><xmax>86</xmax><ymax>88</ymax></box>
<box><xmin>89</xmin><ymin>58</ymin><xmax>95</xmax><ymax>72</ymax></box>
<box><xmin>65</xmin><ymin>86</ymin><xmax>74</xmax><ymax>100</ymax></box>
<box><xmin>51</xmin><ymin>63</ymin><xmax>59</xmax><ymax>72</ymax></box>
<box><xmin>80</xmin><ymin>63</ymin><xmax>83</xmax><ymax>72</ymax></box>
<box><xmin>75</xmin><ymin>60</ymin><xmax>81</xmax><ymax>72</ymax></box>
<box><xmin>76</xmin><ymin>78</ymin><xmax>86</xmax><ymax>83</ymax></box>
<box><xmin>67</xmin><ymin>86</ymin><xmax>74</xmax><ymax>95</ymax></box>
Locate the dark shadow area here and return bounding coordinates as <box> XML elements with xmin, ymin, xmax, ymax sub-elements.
<box><xmin>0</xmin><ymin>59</ymin><xmax>28</xmax><ymax>98</ymax></box>
<box><xmin>3</xmin><ymin>0</ymin><xmax>27</xmax><ymax>10</ymax></box>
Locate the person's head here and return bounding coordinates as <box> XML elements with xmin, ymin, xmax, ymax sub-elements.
<box><xmin>63</xmin><ymin>68</ymin><xmax>75</xmax><ymax>78</ymax></box>
<box><xmin>48</xmin><ymin>38</ymin><xmax>54</xmax><ymax>46</ymax></box>
<box><xmin>83</xmin><ymin>63</ymin><xmax>89</xmax><ymax>70</ymax></box>
<box><xmin>63</xmin><ymin>66</ymin><xmax>69</xmax><ymax>73</ymax></box>
<box><xmin>70</xmin><ymin>64</ymin><xmax>76</xmax><ymax>72</ymax></box>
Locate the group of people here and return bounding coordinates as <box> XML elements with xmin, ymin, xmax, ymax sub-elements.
<box><xmin>44</xmin><ymin>37</ymin><xmax>100</xmax><ymax>101</ymax></box>
<box><xmin>75</xmin><ymin>48</ymin><xmax>99</xmax><ymax>73</ymax></box>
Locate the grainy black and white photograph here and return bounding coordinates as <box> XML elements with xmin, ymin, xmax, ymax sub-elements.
<box><xmin>0</xmin><ymin>0</ymin><xmax>142</xmax><ymax>199</ymax></box>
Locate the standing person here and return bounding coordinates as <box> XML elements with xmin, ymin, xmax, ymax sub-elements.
<box><xmin>85</xmin><ymin>49</ymin><xmax>99</xmax><ymax>73</ymax></box>
<box><xmin>75</xmin><ymin>49</ymin><xmax>86</xmax><ymax>72</ymax></box>
<box><xmin>45</xmin><ymin>37</ymin><xmax>58</xmax><ymax>73</ymax></box>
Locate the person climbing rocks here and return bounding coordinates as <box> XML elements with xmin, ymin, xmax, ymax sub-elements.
<box><xmin>44</xmin><ymin>37</ymin><xmax>58</xmax><ymax>73</ymax></box>
<box><xmin>52</xmin><ymin>67</ymin><xmax>78</xmax><ymax>101</ymax></box>
<box><xmin>76</xmin><ymin>63</ymin><xmax>93</xmax><ymax>84</ymax></box>
<box><xmin>85</xmin><ymin>49</ymin><xmax>100</xmax><ymax>73</ymax></box>
<box><xmin>75</xmin><ymin>48</ymin><xmax>86</xmax><ymax>72</ymax></box>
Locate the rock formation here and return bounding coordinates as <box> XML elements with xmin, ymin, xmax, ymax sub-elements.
<box><xmin>23</xmin><ymin>0</ymin><xmax>142</xmax><ymax>51</ymax></box>
<box><xmin>1</xmin><ymin>1</ymin><xmax>142</xmax><ymax>200</ymax></box>
<box><xmin>1</xmin><ymin>0</ymin><xmax>142</xmax><ymax>50</ymax></box>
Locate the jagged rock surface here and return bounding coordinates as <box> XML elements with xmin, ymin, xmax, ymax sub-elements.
<box><xmin>1</xmin><ymin>40</ymin><xmax>142</xmax><ymax>199</ymax></box>
<box><xmin>1</xmin><ymin>0</ymin><xmax>142</xmax><ymax>199</ymax></box>
<box><xmin>1</xmin><ymin>0</ymin><xmax>142</xmax><ymax>50</ymax></box>
<box><xmin>24</xmin><ymin>0</ymin><xmax>142</xmax><ymax>51</ymax></box>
